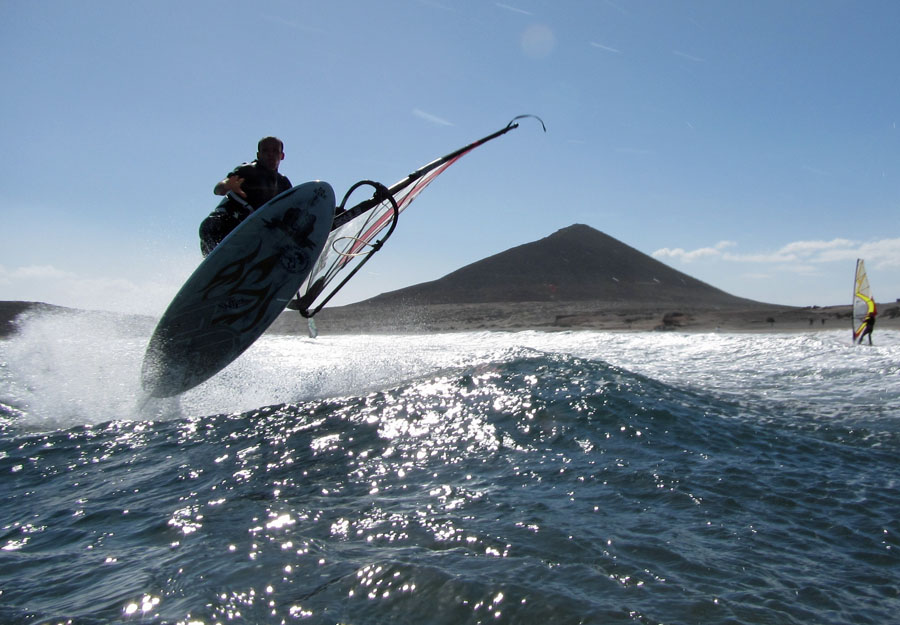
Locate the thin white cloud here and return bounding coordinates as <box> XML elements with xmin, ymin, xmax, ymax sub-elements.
<box><xmin>857</xmin><ymin>238</ymin><xmax>900</xmax><ymax>269</ymax></box>
<box><xmin>779</xmin><ymin>238</ymin><xmax>856</xmax><ymax>257</ymax></box>
<box><xmin>653</xmin><ymin>237</ymin><xmax>900</xmax><ymax>269</ymax></box>
<box><xmin>652</xmin><ymin>241</ymin><xmax>735</xmax><ymax>262</ymax></box>
<box><xmin>412</xmin><ymin>109</ymin><xmax>454</xmax><ymax>127</ymax></box>
<box><xmin>495</xmin><ymin>3</ymin><xmax>533</xmax><ymax>16</ymax></box>
<box><xmin>590</xmin><ymin>41</ymin><xmax>621</xmax><ymax>54</ymax></box>
<box><xmin>0</xmin><ymin>264</ymin><xmax>76</xmax><ymax>282</ymax></box>
<box><xmin>673</xmin><ymin>50</ymin><xmax>705</xmax><ymax>63</ymax></box>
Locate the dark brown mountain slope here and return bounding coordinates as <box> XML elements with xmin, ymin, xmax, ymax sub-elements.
<box><xmin>363</xmin><ymin>224</ymin><xmax>771</xmax><ymax>309</ymax></box>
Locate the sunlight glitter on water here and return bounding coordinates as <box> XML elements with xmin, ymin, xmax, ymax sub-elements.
<box><xmin>3</xmin><ymin>323</ymin><xmax>899</xmax><ymax>624</ymax></box>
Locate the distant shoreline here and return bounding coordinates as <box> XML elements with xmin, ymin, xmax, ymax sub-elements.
<box><xmin>5</xmin><ymin>300</ymin><xmax>897</xmax><ymax>339</ymax></box>
<box><xmin>290</xmin><ymin>300</ymin><xmax>900</xmax><ymax>335</ymax></box>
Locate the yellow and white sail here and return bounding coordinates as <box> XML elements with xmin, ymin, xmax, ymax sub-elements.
<box><xmin>852</xmin><ymin>259</ymin><xmax>876</xmax><ymax>341</ymax></box>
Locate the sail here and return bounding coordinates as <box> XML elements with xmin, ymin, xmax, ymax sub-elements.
<box><xmin>852</xmin><ymin>258</ymin><xmax>876</xmax><ymax>341</ymax></box>
<box><xmin>296</xmin><ymin>115</ymin><xmax>545</xmax><ymax>317</ymax></box>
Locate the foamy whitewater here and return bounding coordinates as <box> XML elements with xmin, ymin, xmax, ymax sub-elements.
<box><xmin>1</xmin><ymin>309</ymin><xmax>898</xmax><ymax>624</ymax></box>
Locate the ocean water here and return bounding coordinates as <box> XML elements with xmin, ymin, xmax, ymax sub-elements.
<box><xmin>1</xmin><ymin>309</ymin><xmax>898</xmax><ymax>625</ymax></box>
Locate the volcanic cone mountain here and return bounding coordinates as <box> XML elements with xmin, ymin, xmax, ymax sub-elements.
<box><xmin>364</xmin><ymin>224</ymin><xmax>768</xmax><ymax>309</ymax></box>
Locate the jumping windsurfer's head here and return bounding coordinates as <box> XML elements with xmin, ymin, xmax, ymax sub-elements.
<box><xmin>257</xmin><ymin>136</ymin><xmax>285</xmax><ymax>172</ymax></box>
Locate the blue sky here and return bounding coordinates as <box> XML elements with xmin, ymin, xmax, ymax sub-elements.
<box><xmin>2</xmin><ymin>0</ymin><xmax>898</xmax><ymax>314</ymax></box>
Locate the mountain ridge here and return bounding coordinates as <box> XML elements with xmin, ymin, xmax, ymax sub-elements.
<box><xmin>359</xmin><ymin>224</ymin><xmax>771</xmax><ymax>309</ymax></box>
<box><xmin>9</xmin><ymin>225</ymin><xmax>884</xmax><ymax>336</ymax></box>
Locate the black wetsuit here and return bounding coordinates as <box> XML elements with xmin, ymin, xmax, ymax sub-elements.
<box><xmin>199</xmin><ymin>161</ymin><xmax>292</xmax><ymax>256</ymax></box>
<box><xmin>858</xmin><ymin>314</ymin><xmax>875</xmax><ymax>345</ymax></box>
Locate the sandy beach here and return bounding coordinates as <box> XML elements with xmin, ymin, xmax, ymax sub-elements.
<box><xmin>271</xmin><ymin>299</ymin><xmax>900</xmax><ymax>335</ymax></box>
<box><xmin>3</xmin><ymin>299</ymin><xmax>897</xmax><ymax>340</ymax></box>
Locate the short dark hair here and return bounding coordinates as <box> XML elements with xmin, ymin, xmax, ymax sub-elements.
<box><xmin>258</xmin><ymin>136</ymin><xmax>284</xmax><ymax>151</ymax></box>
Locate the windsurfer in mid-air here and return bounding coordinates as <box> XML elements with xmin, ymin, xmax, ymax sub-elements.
<box><xmin>199</xmin><ymin>136</ymin><xmax>292</xmax><ymax>256</ymax></box>
<box><xmin>857</xmin><ymin>311</ymin><xmax>876</xmax><ymax>345</ymax></box>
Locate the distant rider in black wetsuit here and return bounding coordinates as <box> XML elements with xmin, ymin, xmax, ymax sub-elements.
<box><xmin>858</xmin><ymin>311</ymin><xmax>876</xmax><ymax>345</ymax></box>
<box><xmin>199</xmin><ymin>136</ymin><xmax>292</xmax><ymax>256</ymax></box>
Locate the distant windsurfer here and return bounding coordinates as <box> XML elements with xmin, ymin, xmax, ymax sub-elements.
<box><xmin>857</xmin><ymin>311</ymin><xmax>875</xmax><ymax>345</ymax></box>
<box><xmin>199</xmin><ymin>136</ymin><xmax>292</xmax><ymax>257</ymax></box>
